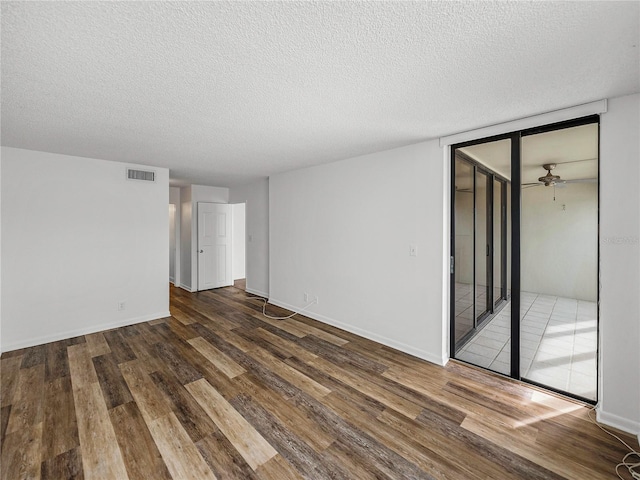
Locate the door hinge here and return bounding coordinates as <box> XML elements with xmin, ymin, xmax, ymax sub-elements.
<box><xmin>450</xmin><ymin>256</ymin><xmax>455</xmax><ymax>274</ymax></box>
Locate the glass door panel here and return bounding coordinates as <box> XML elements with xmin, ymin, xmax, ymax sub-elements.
<box><xmin>475</xmin><ymin>170</ymin><xmax>490</xmax><ymax>323</ymax></box>
<box><xmin>493</xmin><ymin>179</ymin><xmax>503</xmax><ymax>306</ymax></box>
<box><xmin>506</xmin><ymin>181</ymin><xmax>511</xmax><ymax>300</ymax></box>
<box><xmin>453</xmin><ymin>156</ymin><xmax>475</xmax><ymax>344</ymax></box>
<box><xmin>452</xmin><ymin>138</ymin><xmax>511</xmax><ymax>375</ymax></box>
<box><xmin>519</xmin><ymin>122</ymin><xmax>599</xmax><ymax>401</ymax></box>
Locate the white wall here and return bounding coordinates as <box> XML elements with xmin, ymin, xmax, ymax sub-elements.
<box><xmin>521</xmin><ymin>183</ymin><xmax>597</xmax><ymax>301</ymax></box>
<box><xmin>229</xmin><ymin>179</ymin><xmax>270</xmax><ymax>297</ymax></box>
<box><xmin>0</xmin><ymin>153</ymin><xmax>2</xmax><ymax>349</ymax></box>
<box><xmin>169</xmin><ymin>186</ymin><xmax>181</xmax><ymax>286</ymax></box>
<box><xmin>190</xmin><ymin>185</ymin><xmax>229</xmax><ymax>203</ymax></box>
<box><xmin>598</xmin><ymin>93</ymin><xmax>640</xmax><ymax>436</ymax></box>
<box><xmin>269</xmin><ymin>141</ymin><xmax>446</xmax><ymax>364</ymax></box>
<box><xmin>169</xmin><ymin>186</ymin><xmax>181</xmax><ymax>205</ymax></box>
<box><xmin>1</xmin><ymin>147</ymin><xmax>170</xmax><ymax>351</ymax></box>
<box><xmin>232</xmin><ymin>203</ymin><xmax>246</xmax><ymax>280</ymax></box>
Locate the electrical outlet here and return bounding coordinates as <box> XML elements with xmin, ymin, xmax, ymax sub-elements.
<box><xmin>304</xmin><ymin>292</ymin><xmax>310</xmax><ymax>302</ymax></box>
<box><xmin>118</xmin><ymin>301</ymin><xmax>126</xmax><ymax>311</ymax></box>
<box><xmin>409</xmin><ymin>244</ymin><xmax>417</xmax><ymax>257</ymax></box>
<box><xmin>314</xmin><ymin>296</ymin><xmax>319</xmax><ymax>305</ymax></box>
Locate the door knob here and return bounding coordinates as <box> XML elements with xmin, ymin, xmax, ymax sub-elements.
<box><xmin>199</xmin><ymin>249</ymin><xmax>204</xmax><ymax>253</ymax></box>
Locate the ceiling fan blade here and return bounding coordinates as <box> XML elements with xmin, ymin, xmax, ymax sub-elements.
<box><xmin>564</xmin><ymin>178</ymin><xmax>597</xmax><ymax>184</ymax></box>
<box><xmin>555</xmin><ymin>157</ymin><xmax>598</xmax><ymax>165</ymax></box>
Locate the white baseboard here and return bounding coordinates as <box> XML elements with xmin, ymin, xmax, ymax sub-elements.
<box><xmin>246</xmin><ymin>287</ymin><xmax>269</xmax><ymax>298</ymax></box>
<box><xmin>597</xmin><ymin>408</ymin><xmax>640</xmax><ymax>440</ymax></box>
<box><xmin>177</xmin><ymin>283</ymin><xmax>195</xmax><ymax>293</ymax></box>
<box><xmin>1</xmin><ymin>311</ymin><xmax>171</xmax><ymax>353</ymax></box>
<box><xmin>268</xmin><ymin>298</ymin><xmax>445</xmax><ymax>367</ymax></box>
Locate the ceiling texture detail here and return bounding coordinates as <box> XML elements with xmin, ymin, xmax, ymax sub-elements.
<box><xmin>2</xmin><ymin>1</ymin><xmax>639</xmax><ymax>187</ymax></box>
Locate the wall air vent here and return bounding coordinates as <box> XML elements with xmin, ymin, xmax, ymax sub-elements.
<box><xmin>127</xmin><ymin>169</ymin><xmax>155</xmax><ymax>182</ymax></box>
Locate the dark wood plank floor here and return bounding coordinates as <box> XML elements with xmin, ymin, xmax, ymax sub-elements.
<box><xmin>1</xmin><ymin>284</ymin><xmax>636</xmax><ymax>479</ymax></box>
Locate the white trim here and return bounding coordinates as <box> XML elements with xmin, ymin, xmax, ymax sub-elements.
<box><xmin>246</xmin><ymin>287</ymin><xmax>269</xmax><ymax>298</ymax></box>
<box><xmin>439</xmin><ymin>99</ymin><xmax>608</xmax><ymax>147</ymax></box>
<box><xmin>1</xmin><ymin>311</ymin><xmax>171</xmax><ymax>352</ymax></box>
<box><xmin>597</xmin><ymin>407</ymin><xmax>640</xmax><ymax>437</ymax></box>
<box><xmin>269</xmin><ymin>298</ymin><xmax>447</xmax><ymax>366</ymax></box>
<box><xmin>177</xmin><ymin>283</ymin><xmax>195</xmax><ymax>293</ymax></box>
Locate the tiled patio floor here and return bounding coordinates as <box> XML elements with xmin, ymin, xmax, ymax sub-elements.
<box><xmin>456</xmin><ymin>291</ymin><xmax>597</xmax><ymax>401</ymax></box>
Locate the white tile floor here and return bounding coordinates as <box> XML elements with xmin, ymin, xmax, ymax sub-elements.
<box><xmin>453</xmin><ymin>282</ymin><xmax>504</xmax><ymax>343</ymax></box>
<box><xmin>456</xmin><ymin>292</ymin><xmax>597</xmax><ymax>401</ymax></box>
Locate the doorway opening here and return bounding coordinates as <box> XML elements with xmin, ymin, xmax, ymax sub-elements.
<box><xmin>450</xmin><ymin>116</ymin><xmax>599</xmax><ymax>402</ymax></box>
<box><xmin>169</xmin><ymin>203</ymin><xmax>177</xmax><ymax>285</ymax></box>
<box><xmin>232</xmin><ymin>202</ymin><xmax>246</xmax><ymax>291</ymax></box>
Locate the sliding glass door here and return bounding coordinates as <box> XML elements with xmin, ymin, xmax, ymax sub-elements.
<box><xmin>450</xmin><ymin>116</ymin><xmax>599</xmax><ymax>402</ymax></box>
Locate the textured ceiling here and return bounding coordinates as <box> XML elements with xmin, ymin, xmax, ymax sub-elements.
<box><xmin>2</xmin><ymin>1</ymin><xmax>639</xmax><ymax>187</ymax></box>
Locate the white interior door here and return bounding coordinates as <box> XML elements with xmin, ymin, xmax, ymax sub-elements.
<box><xmin>198</xmin><ymin>202</ymin><xmax>233</xmax><ymax>291</ymax></box>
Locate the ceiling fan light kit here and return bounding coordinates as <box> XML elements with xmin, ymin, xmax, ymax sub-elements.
<box><xmin>538</xmin><ymin>163</ymin><xmax>562</xmax><ymax>186</ymax></box>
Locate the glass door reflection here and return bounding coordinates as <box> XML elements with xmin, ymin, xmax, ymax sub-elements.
<box><xmin>475</xmin><ymin>170</ymin><xmax>490</xmax><ymax>325</ymax></box>
<box><xmin>452</xmin><ymin>139</ymin><xmax>512</xmax><ymax>375</ymax></box>
<box><xmin>453</xmin><ymin>156</ymin><xmax>475</xmax><ymax>344</ymax></box>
